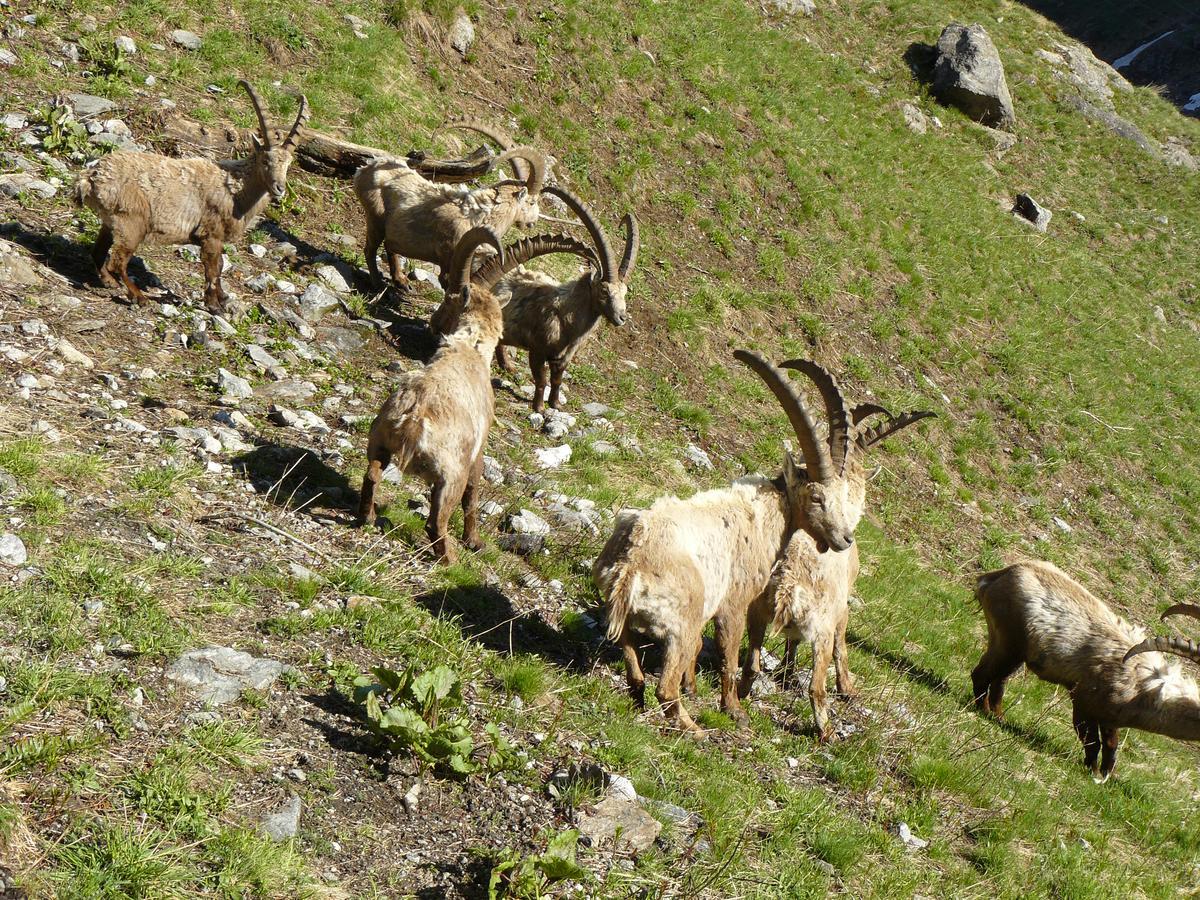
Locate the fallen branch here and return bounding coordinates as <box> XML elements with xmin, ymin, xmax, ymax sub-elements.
<box><xmin>198</xmin><ymin>511</ymin><xmax>339</xmax><ymax>566</ymax></box>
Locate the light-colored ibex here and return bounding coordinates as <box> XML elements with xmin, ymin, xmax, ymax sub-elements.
<box><xmin>972</xmin><ymin>560</ymin><xmax>1200</xmax><ymax>781</ymax></box>
<box><xmin>353</xmin><ymin>142</ymin><xmax>548</xmax><ymax>290</ymax></box>
<box><xmin>358</xmin><ymin>231</ymin><xmax>598</xmax><ymax>561</ymax></box>
<box><xmin>430</xmin><ymin>186</ymin><xmax>637</xmax><ymax>411</ymax></box>
<box><xmin>357</xmin><ymin>226</ymin><xmax>505</xmax><ymax>562</ymax></box>
<box><xmin>76</xmin><ymin>80</ymin><xmax>308</xmax><ymax>313</ymax></box>
<box><xmin>593</xmin><ymin>352</ymin><xmax>933</xmax><ymax>735</ymax></box>
<box><xmin>739</xmin><ymin>378</ymin><xmax>933</xmax><ymax>740</ymax></box>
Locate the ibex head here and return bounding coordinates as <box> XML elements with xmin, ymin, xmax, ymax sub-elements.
<box><xmin>735</xmin><ymin>351</ymin><xmax>935</xmax><ymax>553</ymax></box>
<box><xmin>544</xmin><ymin>186</ymin><xmax>638</xmax><ymax>327</ymax></box>
<box><xmin>239</xmin><ymin>80</ymin><xmax>309</xmax><ymax>201</ymax></box>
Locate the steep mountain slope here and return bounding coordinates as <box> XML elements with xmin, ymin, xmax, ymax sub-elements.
<box><xmin>1</xmin><ymin>0</ymin><xmax>1200</xmax><ymax>896</ymax></box>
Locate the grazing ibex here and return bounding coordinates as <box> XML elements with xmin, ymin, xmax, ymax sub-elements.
<box><xmin>353</xmin><ymin>143</ymin><xmax>548</xmax><ymax>289</ymax></box>
<box><xmin>76</xmin><ymin>80</ymin><xmax>308</xmax><ymax>313</ymax></box>
<box><xmin>358</xmin><ymin>227</ymin><xmax>505</xmax><ymax>562</ymax></box>
<box><xmin>972</xmin><ymin>561</ymin><xmax>1200</xmax><ymax>781</ymax></box>
<box><xmin>738</xmin><ymin>379</ymin><xmax>934</xmax><ymax>740</ymax></box>
<box><xmin>430</xmin><ymin>186</ymin><xmax>637</xmax><ymax>411</ymax></box>
<box><xmin>593</xmin><ymin>352</ymin><xmax>934</xmax><ymax>735</ymax></box>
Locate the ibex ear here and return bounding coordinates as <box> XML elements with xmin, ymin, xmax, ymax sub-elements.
<box><xmin>250</xmin><ymin>134</ymin><xmax>265</xmax><ymax>153</ymax></box>
<box><xmin>516</xmin><ymin>187</ymin><xmax>528</xmax><ymax>201</ymax></box>
<box><xmin>782</xmin><ymin>439</ymin><xmax>809</xmax><ymax>492</ymax></box>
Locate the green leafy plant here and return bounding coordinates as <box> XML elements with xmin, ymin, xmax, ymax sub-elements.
<box><xmin>488</xmin><ymin>830</ymin><xmax>588</xmax><ymax>899</ymax></box>
<box><xmin>352</xmin><ymin>664</ymin><xmax>476</xmax><ymax>775</ymax></box>
<box><xmin>79</xmin><ymin>36</ymin><xmax>130</xmax><ymax>82</ymax></box>
<box><xmin>37</xmin><ymin>104</ymin><xmax>90</xmax><ymax>157</ymax></box>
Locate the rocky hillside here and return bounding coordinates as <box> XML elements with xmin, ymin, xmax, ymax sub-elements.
<box><xmin>2</xmin><ymin>0</ymin><xmax>1200</xmax><ymax>897</ymax></box>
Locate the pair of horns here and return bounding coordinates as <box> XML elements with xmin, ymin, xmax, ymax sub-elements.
<box><xmin>733</xmin><ymin>351</ymin><xmax>935</xmax><ymax>483</ymax></box>
<box><xmin>445</xmin><ymin>227</ymin><xmax>505</xmax><ymax>295</ymax></box>
<box><xmin>1123</xmin><ymin>604</ymin><xmax>1200</xmax><ymax>664</ymax></box>
<box><xmin>543</xmin><ymin>185</ymin><xmax>638</xmax><ymax>287</ymax></box>
<box><xmin>471</xmin><ymin>233</ymin><xmax>598</xmax><ymax>291</ymax></box>
<box><xmin>239</xmin><ymin>80</ymin><xmax>309</xmax><ymax>152</ymax></box>
<box><xmin>439</xmin><ymin>120</ymin><xmax>548</xmax><ymax>196</ymax></box>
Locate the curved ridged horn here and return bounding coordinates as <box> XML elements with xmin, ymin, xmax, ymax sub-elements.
<box><xmin>1123</xmin><ymin>635</ymin><xmax>1200</xmax><ymax>665</ymax></box>
<box><xmin>445</xmin><ymin>120</ymin><xmax>527</xmax><ymax>182</ymax></box>
<box><xmin>238</xmin><ymin>80</ymin><xmax>273</xmax><ymax>147</ymax></box>
<box><xmin>851</xmin><ymin>402</ymin><xmax>890</xmax><ymax>425</ymax></box>
<box><xmin>733</xmin><ymin>350</ymin><xmax>831</xmax><ymax>483</ymax></box>
<box><xmin>472</xmin><ymin>233</ymin><xmax>598</xmax><ymax>291</ymax></box>
<box><xmin>855</xmin><ymin>410</ymin><xmax>937</xmax><ymax>451</ymax></box>
<box><xmin>1162</xmin><ymin>603</ymin><xmax>1200</xmax><ymax>622</ymax></box>
<box><xmin>492</xmin><ymin>146</ymin><xmax>547</xmax><ymax>195</ymax></box>
<box><xmin>544</xmin><ymin>185</ymin><xmax>618</xmax><ymax>284</ymax></box>
<box><xmin>445</xmin><ymin>227</ymin><xmax>504</xmax><ymax>294</ymax></box>
<box><xmin>280</xmin><ymin>93</ymin><xmax>310</xmax><ymax>152</ymax></box>
<box><xmin>617</xmin><ymin>213</ymin><xmax>639</xmax><ymax>283</ymax></box>
<box><xmin>781</xmin><ymin>359</ymin><xmax>851</xmax><ymax>474</ymax></box>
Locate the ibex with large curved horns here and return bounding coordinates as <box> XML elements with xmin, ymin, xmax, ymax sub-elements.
<box><xmin>736</xmin><ymin>361</ymin><xmax>935</xmax><ymax>740</ymax></box>
<box><xmin>430</xmin><ymin>185</ymin><xmax>638</xmax><ymax>411</ymax></box>
<box><xmin>358</xmin><ymin>226</ymin><xmax>506</xmax><ymax>562</ymax></box>
<box><xmin>593</xmin><ymin>352</ymin><xmax>934</xmax><ymax>735</ymax></box>
<box><xmin>972</xmin><ymin>562</ymin><xmax>1200</xmax><ymax>781</ymax></box>
<box><xmin>352</xmin><ymin>141</ymin><xmax>549</xmax><ymax>290</ymax></box>
<box><xmin>76</xmin><ymin>80</ymin><xmax>309</xmax><ymax>313</ymax></box>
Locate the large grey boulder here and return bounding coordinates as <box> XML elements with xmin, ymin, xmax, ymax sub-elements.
<box><xmin>932</xmin><ymin>23</ymin><xmax>1015</xmax><ymax>130</ymax></box>
<box><xmin>166</xmin><ymin>646</ymin><xmax>291</xmax><ymax>705</ymax></box>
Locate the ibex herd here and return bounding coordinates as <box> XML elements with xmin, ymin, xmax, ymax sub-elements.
<box><xmin>71</xmin><ymin>82</ymin><xmax>1200</xmax><ymax>782</ymax></box>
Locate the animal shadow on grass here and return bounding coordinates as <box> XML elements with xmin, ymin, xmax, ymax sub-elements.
<box><xmin>0</xmin><ymin>220</ymin><xmax>162</xmax><ymax>293</ymax></box>
<box><xmin>415</xmin><ymin>582</ymin><xmax>595</xmax><ymax>673</ymax></box>
<box><xmin>849</xmin><ymin>631</ymin><xmax>954</xmax><ymax>696</ymax></box>
<box><xmin>232</xmin><ymin>440</ymin><xmax>359</xmax><ymax>520</ymax></box>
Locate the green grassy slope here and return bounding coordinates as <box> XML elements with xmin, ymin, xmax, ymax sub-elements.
<box><xmin>4</xmin><ymin>0</ymin><xmax>1200</xmax><ymax>896</ymax></box>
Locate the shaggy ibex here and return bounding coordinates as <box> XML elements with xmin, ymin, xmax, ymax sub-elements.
<box><xmin>430</xmin><ymin>186</ymin><xmax>637</xmax><ymax>411</ymax></box>
<box><xmin>76</xmin><ymin>80</ymin><xmax>308</xmax><ymax>313</ymax></box>
<box><xmin>972</xmin><ymin>561</ymin><xmax>1200</xmax><ymax>781</ymax></box>
<box><xmin>353</xmin><ymin>143</ymin><xmax>548</xmax><ymax>289</ymax></box>
<box><xmin>593</xmin><ymin>352</ymin><xmax>934</xmax><ymax>735</ymax></box>
<box><xmin>357</xmin><ymin>226</ymin><xmax>505</xmax><ymax>562</ymax></box>
<box><xmin>358</xmin><ymin>231</ymin><xmax>598</xmax><ymax>560</ymax></box>
<box><xmin>738</xmin><ymin>379</ymin><xmax>933</xmax><ymax>740</ymax></box>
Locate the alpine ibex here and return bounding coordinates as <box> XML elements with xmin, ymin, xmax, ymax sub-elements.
<box><xmin>430</xmin><ymin>186</ymin><xmax>637</xmax><ymax>411</ymax></box>
<box><xmin>353</xmin><ymin>143</ymin><xmax>548</xmax><ymax>289</ymax></box>
<box><xmin>593</xmin><ymin>352</ymin><xmax>934</xmax><ymax>735</ymax></box>
<box><xmin>739</xmin><ymin>379</ymin><xmax>933</xmax><ymax>740</ymax></box>
<box><xmin>972</xmin><ymin>561</ymin><xmax>1200</xmax><ymax>781</ymax></box>
<box><xmin>358</xmin><ymin>226</ymin><xmax>505</xmax><ymax>562</ymax></box>
<box><xmin>76</xmin><ymin>80</ymin><xmax>308</xmax><ymax>313</ymax></box>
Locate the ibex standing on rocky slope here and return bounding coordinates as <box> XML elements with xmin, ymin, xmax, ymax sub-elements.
<box><xmin>972</xmin><ymin>561</ymin><xmax>1200</xmax><ymax>781</ymax></box>
<box><xmin>76</xmin><ymin>80</ymin><xmax>308</xmax><ymax>313</ymax></box>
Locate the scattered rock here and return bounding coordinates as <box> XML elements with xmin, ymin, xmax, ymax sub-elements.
<box><xmin>260</xmin><ymin>794</ymin><xmax>301</xmax><ymax>841</ymax></box>
<box><xmin>0</xmin><ymin>48</ymin><xmax>17</xmax><ymax>67</ymax></box>
<box><xmin>315</xmin><ymin>264</ymin><xmax>352</xmax><ymax>294</ymax></box>
<box><xmin>578</xmin><ymin>795</ymin><xmax>662</xmax><ymax>853</ymax></box>
<box><xmin>169</xmin><ymin>29</ymin><xmax>202</xmax><ymax>50</ymax></box>
<box><xmin>684</xmin><ymin>443</ymin><xmax>713</xmax><ymax>470</ymax></box>
<box><xmin>256</xmin><ymin>379</ymin><xmax>316</xmax><ymax>404</ymax></box>
<box><xmin>497</xmin><ymin>533</ymin><xmax>545</xmax><ymax>556</ymax></box>
<box><xmin>932</xmin><ymin>23</ymin><xmax>1015</xmax><ymax>130</ymax></box>
<box><xmin>113</xmin><ymin>35</ymin><xmax>137</xmax><ymax>55</ymax></box>
<box><xmin>1062</xmin><ymin>94</ymin><xmax>1159</xmax><ymax>158</ymax></box>
<box><xmin>581</xmin><ymin>402</ymin><xmax>610</xmax><ymax>418</ymax></box>
<box><xmin>1051</xmin><ymin>516</ymin><xmax>1072</xmax><ymax>533</ymax></box>
<box><xmin>0</xmin><ymin>173</ymin><xmax>57</xmax><ymax>199</ymax></box>
<box><xmin>299</xmin><ymin>283</ymin><xmax>341</xmax><ymax>322</ymax></box>
<box><xmin>166</xmin><ymin>646</ymin><xmax>292</xmax><ymax>705</ymax></box>
<box><xmin>533</xmin><ymin>444</ymin><xmax>571</xmax><ymax>470</ymax></box>
<box><xmin>1162</xmin><ymin>137</ymin><xmax>1197</xmax><ymax>171</ymax></box>
<box><xmin>1012</xmin><ymin>193</ymin><xmax>1051</xmax><ymax>232</ymax></box>
<box><xmin>765</xmin><ymin>0</ymin><xmax>816</xmax><ymax>14</ymax></box>
<box><xmin>901</xmin><ymin>102</ymin><xmax>928</xmax><ymax>134</ymax></box>
<box><xmin>56</xmin><ymin>338</ymin><xmax>95</xmax><ymax>368</ymax></box>
<box><xmin>448</xmin><ymin>11</ymin><xmax>475</xmax><ymax>55</ymax></box>
<box><xmin>591</xmin><ymin>440</ymin><xmax>618</xmax><ymax>456</ymax></box>
<box><xmin>482</xmin><ymin>456</ymin><xmax>504</xmax><ymax>484</ymax></box>
<box><xmin>215</xmin><ymin>368</ymin><xmax>253</xmax><ymax>400</ymax></box>
<box><xmin>245</xmin><ymin>344</ymin><xmax>283</xmax><ymax>373</ymax></box>
<box><xmin>0</xmin><ymin>533</ymin><xmax>27</xmax><ymax>567</ymax></box>
<box><xmin>505</xmin><ymin>509</ymin><xmax>551</xmax><ymax>536</ymax></box>
<box><xmin>895</xmin><ymin>821</ymin><xmax>928</xmax><ymax>851</ymax></box>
